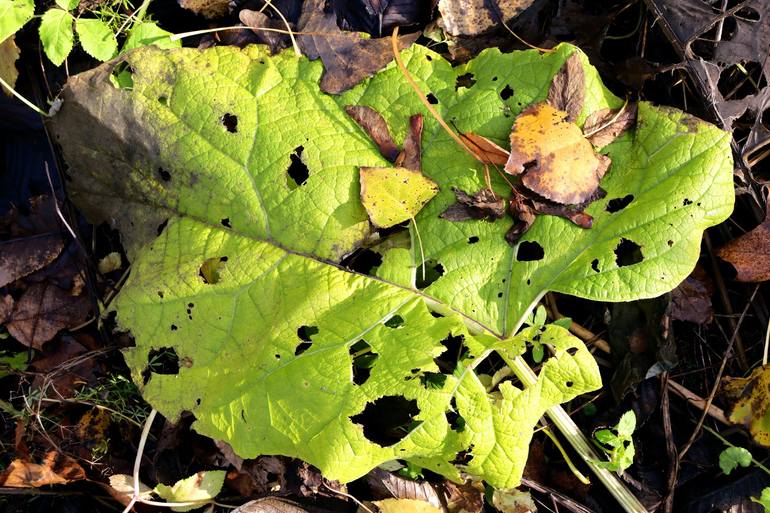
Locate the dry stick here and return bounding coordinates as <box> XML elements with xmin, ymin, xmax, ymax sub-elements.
<box><xmin>389</xmin><ymin>30</ymin><xmax>646</xmax><ymax>513</ymax></box>
<box><xmin>678</xmin><ymin>284</ymin><xmax>760</xmax><ymax>461</ymax></box>
<box><xmin>660</xmin><ymin>373</ymin><xmax>679</xmax><ymax>513</ymax></box>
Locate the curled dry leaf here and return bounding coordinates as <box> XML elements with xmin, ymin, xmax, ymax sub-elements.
<box><xmin>722</xmin><ymin>364</ymin><xmax>770</xmax><ymax>446</ymax></box>
<box><xmin>346</xmin><ymin>105</ymin><xmax>401</xmax><ymax>162</ymax></box>
<box><xmin>395</xmin><ymin>114</ymin><xmax>423</xmax><ymax>171</ymax></box>
<box><xmin>0</xmin><ymin>451</ymin><xmax>86</xmax><ymax>487</ymax></box>
<box><xmin>668</xmin><ymin>265</ymin><xmax>714</xmax><ymax>324</ymax></box>
<box><xmin>583</xmin><ymin>103</ymin><xmax>638</xmax><ymax>149</ymax></box>
<box><xmin>460</xmin><ymin>132</ymin><xmax>509</xmax><ymax>165</ymax></box>
<box><xmin>547</xmin><ymin>52</ymin><xmax>585</xmax><ymax>123</ymax></box>
<box><xmin>716</xmin><ymin>205</ymin><xmax>770</xmax><ymax>282</ymax></box>
<box><xmin>297</xmin><ymin>0</ymin><xmax>418</xmax><ymax>94</ymax></box>
<box><xmin>238</xmin><ymin>9</ymin><xmax>292</xmax><ymax>54</ymax></box>
<box><xmin>366</xmin><ymin>468</ymin><xmax>443</xmax><ymax>510</ymax></box>
<box><xmin>504</xmin><ymin>102</ymin><xmax>610</xmax><ymax>205</ymax></box>
<box><xmin>441</xmin><ymin>187</ymin><xmax>506</xmax><ymax>222</ymax></box>
<box><xmin>360</xmin><ymin>167</ymin><xmax>439</xmax><ymax>228</ymax></box>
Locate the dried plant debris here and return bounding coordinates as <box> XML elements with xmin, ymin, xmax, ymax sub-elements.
<box><xmin>441</xmin><ymin>187</ymin><xmax>506</xmax><ymax>222</ymax></box>
<box><xmin>717</xmin><ymin>202</ymin><xmax>770</xmax><ymax>282</ymax></box>
<box><xmin>722</xmin><ymin>364</ymin><xmax>770</xmax><ymax>446</ymax></box>
<box><xmin>668</xmin><ymin>265</ymin><xmax>714</xmax><ymax>324</ymax></box>
<box><xmin>437</xmin><ymin>0</ymin><xmax>537</xmax><ymax>37</ymax></box>
<box><xmin>239</xmin><ymin>9</ymin><xmax>292</xmax><ymax>53</ymax></box>
<box><xmin>297</xmin><ymin>0</ymin><xmax>418</xmax><ymax>94</ymax></box>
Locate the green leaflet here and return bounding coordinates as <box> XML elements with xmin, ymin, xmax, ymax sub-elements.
<box><xmin>76</xmin><ymin>18</ymin><xmax>117</xmax><ymax>61</ymax></box>
<box><xmin>50</xmin><ymin>43</ymin><xmax>733</xmax><ymax>488</ymax></box>
<box><xmin>0</xmin><ymin>0</ymin><xmax>34</xmax><ymax>44</ymax></box>
<box><xmin>39</xmin><ymin>8</ymin><xmax>74</xmax><ymax>66</ymax></box>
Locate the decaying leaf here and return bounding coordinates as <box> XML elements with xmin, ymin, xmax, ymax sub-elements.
<box><xmin>178</xmin><ymin>0</ymin><xmax>229</xmax><ymax>19</ymax></box>
<box><xmin>722</xmin><ymin>365</ymin><xmax>770</xmax><ymax>447</ymax></box>
<box><xmin>4</xmin><ymin>281</ymin><xmax>92</xmax><ymax>350</ymax></box>
<box><xmin>668</xmin><ymin>265</ymin><xmax>714</xmax><ymax>324</ymax></box>
<box><xmin>506</xmin><ymin>186</ymin><xmax>595</xmax><ymax>245</ymax></box>
<box><xmin>109</xmin><ymin>473</ymin><xmax>154</xmax><ymax>500</ymax></box>
<box><xmin>460</xmin><ymin>133</ymin><xmax>509</xmax><ymax>165</ymax></box>
<box><xmin>395</xmin><ymin>114</ymin><xmax>423</xmax><ymax>171</ymax></box>
<box><xmin>238</xmin><ymin>9</ymin><xmax>291</xmax><ymax>54</ymax></box>
<box><xmin>437</xmin><ymin>0</ymin><xmax>536</xmax><ymax>37</ymax></box>
<box><xmin>717</xmin><ymin>204</ymin><xmax>770</xmax><ymax>282</ymax></box>
<box><xmin>505</xmin><ymin>102</ymin><xmax>610</xmax><ymax>205</ymax></box>
<box><xmin>546</xmin><ymin>53</ymin><xmax>584</xmax><ymax>123</ymax></box>
<box><xmin>154</xmin><ymin>470</ymin><xmax>226</xmax><ymax>512</ymax></box>
<box><xmin>297</xmin><ymin>0</ymin><xmax>418</xmax><ymax>93</ymax></box>
<box><xmin>492</xmin><ymin>488</ymin><xmax>537</xmax><ymax>513</ymax></box>
<box><xmin>0</xmin><ymin>234</ymin><xmax>64</xmax><ymax>288</ymax></box>
<box><xmin>441</xmin><ymin>187</ymin><xmax>506</xmax><ymax>222</ymax></box>
<box><xmin>373</xmin><ymin>498</ymin><xmax>444</xmax><ymax>513</ymax></box>
<box><xmin>346</xmin><ymin>105</ymin><xmax>401</xmax><ymax>162</ymax></box>
<box><xmin>583</xmin><ymin>104</ymin><xmax>638</xmax><ymax>149</ymax></box>
<box><xmin>360</xmin><ymin>167</ymin><xmax>439</xmax><ymax>228</ymax></box>
<box><xmin>442</xmin><ymin>480</ymin><xmax>484</xmax><ymax>513</ymax></box>
<box><xmin>0</xmin><ymin>451</ymin><xmax>86</xmax><ymax>487</ymax></box>
<box><xmin>232</xmin><ymin>497</ymin><xmax>315</xmax><ymax>513</ymax></box>
<box><xmin>366</xmin><ymin>468</ymin><xmax>443</xmax><ymax>509</ymax></box>
<box><xmin>0</xmin><ymin>35</ymin><xmax>20</xmax><ymax>95</ymax></box>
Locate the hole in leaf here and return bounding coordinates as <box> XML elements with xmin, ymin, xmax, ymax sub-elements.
<box><xmin>156</xmin><ymin>219</ymin><xmax>169</xmax><ymax>235</ymax></box>
<box><xmin>158</xmin><ymin>96</ymin><xmax>167</xmax><ymax>105</ymax></box>
<box><xmin>221</xmin><ymin>113</ymin><xmax>238</xmax><ymax>133</ymax></box>
<box><xmin>199</xmin><ymin>257</ymin><xmax>227</xmax><ymax>284</ymax></box>
<box><xmin>349</xmin><ymin>339</ymin><xmax>378</xmax><ymax>385</ymax></box>
<box><xmin>420</xmin><ymin>372</ymin><xmax>446</xmax><ymax>389</ymax></box>
<box><xmin>606</xmin><ymin>194</ymin><xmax>634</xmax><ymax>213</ymax></box>
<box><xmin>446</xmin><ymin>398</ymin><xmax>465</xmax><ymax>432</ymax></box>
<box><xmin>196</xmin><ymin>398</ymin><xmax>201</xmax><ymax>405</ymax></box>
<box><xmin>565</xmin><ymin>380</ymin><xmax>574</xmax><ymax>388</ymax></box>
<box><xmin>274</xmin><ymin>353</ymin><xmax>281</xmax><ymax>360</ymax></box>
<box><xmin>297</xmin><ymin>325</ymin><xmax>318</xmax><ymax>341</ymax></box>
<box><xmin>735</xmin><ymin>6</ymin><xmax>759</xmax><ymax>21</ymax></box>
<box><xmin>294</xmin><ymin>341</ymin><xmax>312</xmax><ymax>355</ymax></box>
<box><xmin>500</xmin><ymin>85</ymin><xmax>514</xmax><ymax>100</ymax></box>
<box><xmin>492</xmin><ymin>76</ymin><xmax>498</xmax><ymax>81</ymax></box>
<box><xmin>147</xmin><ymin>347</ymin><xmax>179</xmax><ymax>375</ymax></box>
<box><xmin>157</xmin><ymin>291</ymin><xmax>164</xmax><ymax>298</ymax></box>
<box><xmin>341</xmin><ymin>248</ymin><xmax>383</xmax><ymax>275</ymax></box>
<box><xmin>468</xmin><ymin>236</ymin><xmax>479</xmax><ymax>244</ymax></box>
<box><xmin>566</xmin><ymin>347</ymin><xmax>578</xmax><ymax>356</ymax></box>
<box><xmin>426</xmin><ymin>55</ymin><xmax>432</xmax><ymax>61</ymax></box>
<box><xmin>667</xmin><ymin>240</ymin><xmax>674</xmax><ymax>247</ymax></box>
<box><xmin>384</xmin><ymin>315</ymin><xmax>404</xmax><ymax>328</ymax></box>
<box><xmin>455</xmin><ymin>73</ymin><xmax>476</xmax><ymax>90</ymax></box>
<box><xmin>614</xmin><ymin>238</ymin><xmax>643</xmax><ymax>267</ymax></box>
<box><xmin>158</xmin><ymin>167</ymin><xmax>171</xmax><ymax>182</ymax></box>
<box><xmin>683</xmin><ymin>198</ymin><xmax>693</xmax><ymax>206</ymax></box>
<box><xmin>451</xmin><ymin>445</ymin><xmax>474</xmax><ymax>465</ymax></box>
<box><xmin>170</xmin><ymin>324</ymin><xmax>178</xmax><ymax>331</ymax></box>
<box><xmin>287</xmin><ymin>146</ymin><xmax>309</xmax><ymax>187</ymax></box>
<box><xmin>350</xmin><ymin>396</ymin><xmax>420</xmax><ymax>447</ymax></box>
<box><xmin>416</xmin><ymin>260</ymin><xmax>444</xmax><ymax>289</ymax></box>
<box><xmin>426</xmin><ymin>93</ymin><xmax>439</xmax><ymax>104</ymax></box>
<box><xmin>516</xmin><ymin>241</ymin><xmax>544</xmax><ymax>261</ymax></box>
<box><xmin>221</xmin><ymin>218</ymin><xmax>231</xmax><ymax>228</ymax></box>
<box><xmin>591</xmin><ymin>258</ymin><xmax>600</xmax><ymax>273</ymax></box>
<box><xmin>497</xmin><ymin>292</ymin><xmax>503</xmax><ymax>298</ymax></box>
<box><xmin>433</xmin><ymin>333</ymin><xmax>468</xmax><ymax>374</ymax></box>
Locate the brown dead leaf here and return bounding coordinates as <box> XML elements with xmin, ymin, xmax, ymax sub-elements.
<box><xmin>346</xmin><ymin>105</ymin><xmax>401</xmax><ymax>162</ymax></box>
<box><xmin>239</xmin><ymin>9</ymin><xmax>292</xmax><ymax>54</ymax></box>
<box><xmin>297</xmin><ymin>0</ymin><xmax>418</xmax><ymax>94</ymax></box>
<box><xmin>0</xmin><ymin>234</ymin><xmax>65</xmax><ymax>288</ymax></box>
<box><xmin>669</xmin><ymin>265</ymin><xmax>714</xmax><ymax>324</ymax></box>
<box><xmin>366</xmin><ymin>468</ymin><xmax>443</xmax><ymax>509</ymax></box>
<box><xmin>505</xmin><ymin>102</ymin><xmax>610</xmax><ymax>205</ymax></box>
<box><xmin>30</xmin><ymin>336</ymin><xmax>101</xmax><ymax>397</ymax></box>
<box><xmin>232</xmin><ymin>497</ymin><xmax>321</xmax><ymax>513</ymax></box>
<box><xmin>178</xmin><ymin>0</ymin><xmax>229</xmax><ymax>18</ymax></box>
<box><xmin>721</xmin><ymin>364</ymin><xmax>770</xmax><ymax>447</ymax></box>
<box><xmin>547</xmin><ymin>53</ymin><xmax>585</xmax><ymax>123</ymax></box>
<box><xmin>506</xmin><ymin>186</ymin><xmax>595</xmax><ymax>244</ymax></box>
<box><xmin>441</xmin><ymin>187</ymin><xmax>506</xmax><ymax>222</ymax></box>
<box><xmin>5</xmin><ymin>281</ymin><xmax>92</xmax><ymax>350</ymax></box>
<box><xmin>0</xmin><ymin>36</ymin><xmax>20</xmax><ymax>96</ymax></box>
<box><xmin>717</xmin><ymin>205</ymin><xmax>770</xmax><ymax>282</ymax></box>
<box><xmin>460</xmin><ymin>133</ymin><xmax>509</xmax><ymax>165</ymax></box>
<box><xmin>395</xmin><ymin>114</ymin><xmax>423</xmax><ymax>171</ymax></box>
<box><xmin>438</xmin><ymin>0</ymin><xmax>537</xmax><ymax>37</ymax></box>
<box><xmin>583</xmin><ymin>103</ymin><xmax>638</xmax><ymax>149</ymax></box>
<box><xmin>0</xmin><ymin>451</ymin><xmax>86</xmax><ymax>487</ymax></box>
<box><xmin>442</xmin><ymin>480</ymin><xmax>484</xmax><ymax>513</ymax></box>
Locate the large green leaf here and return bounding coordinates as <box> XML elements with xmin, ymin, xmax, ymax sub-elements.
<box><xmin>49</xmin><ymin>43</ymin><xmax>732</xmax><ymax>487</ymax></box>
<box><xmin>0</xmin><ymin>0</ymin><xmax>34</xmax><ymax>44</ymax></box>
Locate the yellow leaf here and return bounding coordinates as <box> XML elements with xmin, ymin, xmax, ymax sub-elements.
<box><xmin>373</xmin><ymin>498</ymin><xmax>444</xmax><ymax>513</ymax></box>
<box><xmin>360</xmin><ymin>167</ymin><xmax>438</xmax><ymax>228</ymax></box>
<box><xmin>504</xmin><ymin>102</ymin><xmax>609</xmax><ymax>205</ymax></box>
<box><xmin>722</xmin><ymin>364</ymin><xmax>770</xmax><ymax>446</ymax></box>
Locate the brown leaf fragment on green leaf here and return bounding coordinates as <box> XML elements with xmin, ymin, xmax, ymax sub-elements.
<box><xmin>546</xmin><ymin>53</ymin><xmax>585</xmax><ymax>123</ymax></box>
<box><xmin>506</xmin><ymin>186</ymin><xmax>595</xmax><ymax>245</ymax></box>
<box><xmin>721</xmin><ymin>364</ymin><xmax>770</xmax><ymax>447</ymax></box>
<box><xmin>297</xmin><ymin>0</ymin><xmax>418</xmax><ymax>94</ymax></box>
<box><xmin>5</xmin><ymin>281</ymin><xmax>92</xmax><ymax>350</ymax></box>
<box><xmin>583</xmin><ymin>103</ymin><xmax>638</xmax><ymax>149</ymax></box>
<box><xmin>460</xmin><ymin>132</ymin><xmax>509</xmax><ymax>165</ymax></box>
<box><xmin>395</xmin><ymin>114</ymin><xmax>423</xmax><ymax>171</ymax></box>
<box><xmin>716</xmin><ymin>205</ymin><xmax>770</xmax><ymax>282</ymax></box>
<box><xmin>238</xmin><ymin>9</ymin><xmax>292</xmax><ymax>54</ymax></box>
<box><xmin>505</xmin><ymin>103</ymin><xmax>610</xmax><ymax>205</ymax></box>
<box><xmin>346</xmin><ymin>105</ymin><xmax>401</xmax><ymax>162</ymax></box>
<box><xmin>440</xmin><ymin>187</ymin><xmax>506</xmax><ymax>222</ymax></box>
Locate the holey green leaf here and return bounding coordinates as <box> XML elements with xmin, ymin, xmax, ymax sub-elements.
<box><xmin>49</xmin><ymin>43</ymin><xmax>733</xmax><ymax>488</ymax></box>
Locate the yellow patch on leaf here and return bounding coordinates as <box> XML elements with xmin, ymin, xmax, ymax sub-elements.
<box><xmin>504</xmin><ymin>102</ymin><xmax>610</xmax><ymax>205</ymax></box>
<box><xmin>360</xmin><ymin>167</ymin><xmax>439</xmax><ymax>228</ymax></box>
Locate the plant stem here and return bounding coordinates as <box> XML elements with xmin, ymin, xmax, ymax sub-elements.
<box><xmin>0</xmin><ymin>75</ymin><xmax>48</xmax><ymax>117</ymax></box>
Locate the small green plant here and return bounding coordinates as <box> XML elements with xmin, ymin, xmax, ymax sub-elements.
<box><xmin>593</xmin><ymin>410</ymin><xmax>636</xmax><ymax>475</ymax></box>
<box><xmin>74</xmin><ymin>373</ymin><xmax>150</xmax><ymax>425</ymax></box>
<box><xmin>707</xmin><ymin>426</ymin><xmax>770</xmax><ymax>512</ymax></box>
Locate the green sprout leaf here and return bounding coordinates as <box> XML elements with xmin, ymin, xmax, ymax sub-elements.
<box><xmin>593</xmin><ymin>410</ymin><xmax>636</xmax><ymax>474</ymax></box>
<box><xmin>154</xmin><ymin>470</ymin><xmax>226</xmax><ymax>512</ymax></box>
<box><xmin>55</xmin><ymin>0</ymin><xmax>79</xmax><ymax>10</ymax></box>
<box><xmin>754</xmin><ymin>487</ymin><xmax>770</xmax><ymax>513</ymax></box>
<box><xmin>50</xmin><ymin>43</ymin><xmax>733</xmax><ymax>488</ymax></box>
<box><xmin>39</xmin><ymin>8</ymin><xmax>74</xmax><ymax>66</ymax></box>
<box><xmin>0</xmin><ymin>0</ymin><xmax>34</xmax><ymax>44</ymax></box>
<box><xmin>719</xmin><ymin>446</ymin><xmax>752</xmax><ymax>475</ymax></box>
<box><xmin>76</xmin><ymin>18</ymin><xmax>117</xmax><ymax>61</ymax></box>
<box><xmin>122</xmin><ymin>21</ymin><xmax>179</xmax><ymax>53</ymax></box>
